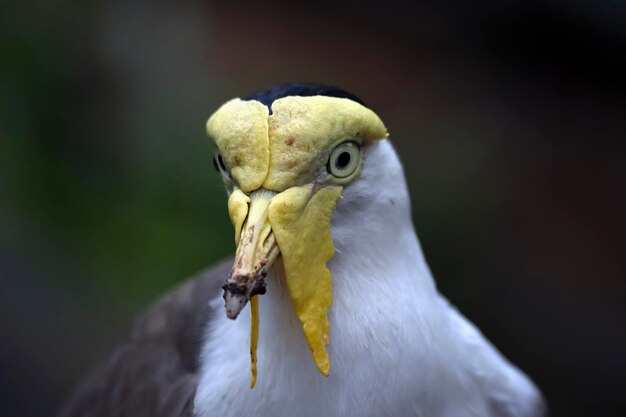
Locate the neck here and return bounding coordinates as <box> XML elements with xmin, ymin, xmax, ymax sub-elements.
<box><xmin>195</xmin><ymin>141</ymin><xmax>443</xmax><ymax>416</ymax></box>
<box><xmin>195</xmin><ymin>140</ymin><xmax>544</xmax><ymax>417</ymax></box>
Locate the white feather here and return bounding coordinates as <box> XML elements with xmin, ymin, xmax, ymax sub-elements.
<box><xmin>194</xmin><ymin>140</ymin><xmax>545</xmax><ymax>417</ymax></box>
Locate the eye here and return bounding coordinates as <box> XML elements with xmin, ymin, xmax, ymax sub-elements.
<box><xmin>327</xmin><ymin>142</ymin><xmax>361</xmax><ymax>178</ymax></box>
<box><xmin>213</xmin><ymin>151</ymin><xmax>228</xmax><ymax>174</ymax></box>
<box><xmin>213</xmin><ymin>151</ymin><xmax>233</xmax><ymax>186</ymax></box>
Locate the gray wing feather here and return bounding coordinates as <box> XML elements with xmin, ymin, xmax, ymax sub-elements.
<box><xmin>59</xmin><ymin>259</ymin><xmax>231</xmax><ymax>417</ymax></box>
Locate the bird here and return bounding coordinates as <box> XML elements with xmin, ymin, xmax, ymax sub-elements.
<box><xmin>60</xmin><ymin>83</ymin><xmax>546</xmax><ymax>417</ymax></box>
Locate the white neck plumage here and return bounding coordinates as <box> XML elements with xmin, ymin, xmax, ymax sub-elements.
<box><xmin>194</xmin><ymin>140</ymin><xmax>542</xmax><ymax>417</ymax></box>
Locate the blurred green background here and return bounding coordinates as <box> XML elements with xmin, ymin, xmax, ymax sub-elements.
<box><xmin>1</xmin><ymin>1</ymin><xmax>625</xmax><ymax>416</ymax></box>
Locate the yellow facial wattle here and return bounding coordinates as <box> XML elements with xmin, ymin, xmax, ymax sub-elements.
<box><xmin>208</xmin><ymin>96</ymin><xmax>387</xmax><ymax>192</ymax></box>
<box><xmin>227</xmin><ymin>189</ymin><xmax>250</xmax><ymax>246</ymax></box>
<box><xmin>267</xmin><ymin>184</ymin><xmax>342</xmax><ymax>376</ymax></box>
<box><xmin>212</xmin><ymin>94</ymin><xmax>388</xmax><ymax>384</ymax></box>
<box><xmin>207</xmin><ymin>99</ymin><xmax>269</xmax><ymax>192</ymax></box>
<box><xmin>264</xmin><ymin>96</ymin><xmax>387</xmax><ymax>190</ymax></box>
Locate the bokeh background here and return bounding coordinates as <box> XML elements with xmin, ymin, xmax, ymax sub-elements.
<box><xmin>1</xmin><ymin>1</ymin><xmax>625</xmax><ymax>416</ymax></box>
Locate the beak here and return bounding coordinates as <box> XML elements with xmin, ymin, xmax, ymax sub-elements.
<box><xmin>223</xmin><ymin>190</ymin><xmax>280</xmax><ymax>319</ymax></box>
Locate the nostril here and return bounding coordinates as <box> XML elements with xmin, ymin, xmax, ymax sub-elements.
<box><xmin>249</xmin><ymin>277</ymin><xmax>267</xmax><ymax>297</ymax></box>
<box><xmin>223</xmin><ymin>282</ymin><xmax>247</xmax><ymax>296</ymax></box>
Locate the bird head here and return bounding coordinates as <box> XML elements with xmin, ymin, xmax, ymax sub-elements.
<box><xmin>206</xmin><ymin>83</ymin><xmax>388</xmax><ymax>383</ymax></box>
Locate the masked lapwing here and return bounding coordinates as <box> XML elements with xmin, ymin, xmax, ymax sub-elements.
<box><xmin>60</xmin><ymin>83</ymin><xmax>545</xmax><ymax>417</ymax></box>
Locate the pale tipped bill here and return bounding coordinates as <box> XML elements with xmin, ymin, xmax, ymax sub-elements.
<box><xmin>223</xmin><ymin>190</ymin><xmax>279</xmax><ymax>319</ymax></box>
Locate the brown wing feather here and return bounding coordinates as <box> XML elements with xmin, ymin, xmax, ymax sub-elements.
<box><xmin>58</xmin><ymin>259</ymin><xmax>232</xmax><ymax>417</ymax></box>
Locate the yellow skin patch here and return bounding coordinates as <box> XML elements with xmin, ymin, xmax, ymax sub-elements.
<box><xmin>264</xmin><ymin>97</ymin><xmax>387</xmax><ymax>190</ymax></box>
<box><xmin>227</xmin><ymin>189</ymin><xmax>250</xmax><ymax>245</ymax></box>
<box><xmin>249</xmin><ymin>295</ymin><xmax>259</xmax><ymax>388</ymax></box>
<box><xmin>208</xmin><ymin>96</ymin><xmax>387</xmax><ymax>192</ymax></box>
<box><xmin>214</xmin><ymin>95</ymin><xmax>388</xmax><ymax>383</ymax></box>
<box><xmin>268</xmin><ymin>185</ymin><xmax>342</xmax><ymax>375</ymax></box>
<box><xmin>207</xmin><ymin>99</ymin><xmax>269</xmax><ymax>192</ymax></box>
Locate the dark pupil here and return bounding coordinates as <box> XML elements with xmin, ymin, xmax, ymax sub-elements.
<box><xmin>215</xmin><ymin>154</ymin><xmax>226</xmax><ymax>171</ymax></box>
<box><xmin>335</xmin><ymin>151</ymin><xmax>351</xmax><ymax>169</ymax></box>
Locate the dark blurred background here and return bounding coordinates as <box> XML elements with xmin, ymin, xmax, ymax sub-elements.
<box><xmin>1</xmin><ymin>1</ymin><xmax>625</xmax><ymax>416</ymax></box>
